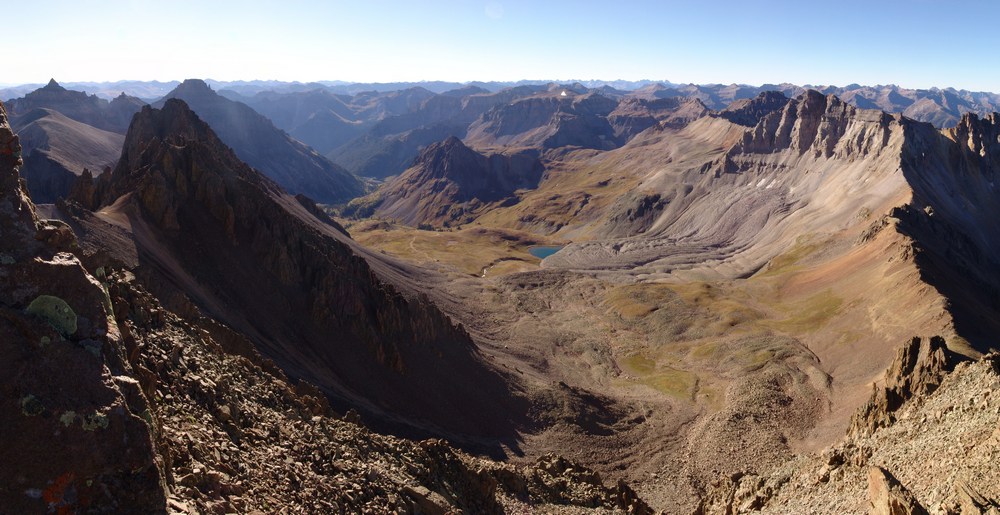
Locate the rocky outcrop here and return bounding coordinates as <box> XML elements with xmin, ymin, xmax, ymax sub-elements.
<box><xmin>867</xmin><ymin>466</ymin><xmax>928</xmax><ymax>515</ymax></box>
<box><xmin>719</xmin><ymin>91</ymin><xmax>789</xmax><ymax>127</ymax></box>
<box><xmin>849</xmin><ymin>336</ymin><xmax>956</xmax><ymax>436</ymax></box>
<box><xmin>86</xmin><ymin>268</ymin><xmax>652</xmax><ymax>513</ymax></box>
<box><xmin>0</xmin><ymin>100</ymin><xmax>166</xmax><ymax>511</ymax></box>
<box><xmin>155</xmin><ymin>79</ymin><xmax>363</xmax><ymax>204</ymax></box>
<box><xmin>952</xmin><ymin>480</ymin><xmax>1000</xmax><ymax>514</ymax></box>
<box><xmin>693</xmin><ymin>472</ymin><xmax>790</xmax><ymax>515</ymax></box>
<box><xmin>695</xmin><ymin>345</ymin><xmax>1000</xmax><ymax>513</ymax></box>
<box><xmin>520</xmin><ymin>454</ymin><xmax>653</xmax><ymax>513</ymax></box>
<box><xmin>359</xmin><ymin>136</ymin><xmax>544</xmax><ymax>227</ymax></box>
<box><xmin>947</xmin><ymin>112</ymin><xmax>1000</xmax><ymax>168</ymax></box>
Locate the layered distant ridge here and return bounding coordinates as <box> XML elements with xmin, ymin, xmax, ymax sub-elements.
<box><xmin>155</xmin><ymin>79</ymin><xmax>363</xmax><ymax>204</ymax></box>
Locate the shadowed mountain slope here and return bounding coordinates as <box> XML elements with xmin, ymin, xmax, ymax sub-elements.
<box><xmin>73</xmin><ymin>99</ymin><xmax>525</xmax><ymax>447</ymax></box>
<box><xmin>11</xmin><ymin>108</ymin><xmax>123</xmax><ymax>202</ymax></box>
<box><xmin>155</xmin><ymin>79</ymin><xmax>363</xmax><ymax>204</ymax></box>
<box><xmin>0</xmin><ymin>99</ymin><xmax>652</xmax><ymax>513</ymax></box>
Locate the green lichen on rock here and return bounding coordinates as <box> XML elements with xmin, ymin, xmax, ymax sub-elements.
<box><xmin>82</xmin><ymin>412</ymin><xmax>109</xmax><ymax>431</ymax></box>
<box><xmin>0</xmin><ymin>253</ymin><xmax>13</xmax><ymax>265</ymax></box>
<box><xmin>80</xmin><ymin>339</ymin><xmax>102</xmax><ymax>358</ymax></box>
<box><xmin>26</xmin><ymin>295</ymin><xmax>77</xmax><ymax>337</ymax></box>
<box><xmin>20</xmin><ymin>394</ymin><xmax>44</xmax><ymax>416</ymax></box>
<box><xmin>101</xmin><ymin>284</ymin><xmax>113</xmax><ymax>313</ymax></box>
<box><xmin>60</xmin><ymin>411</ymin><xmax>77</xmax><ymax>427</ymax></box>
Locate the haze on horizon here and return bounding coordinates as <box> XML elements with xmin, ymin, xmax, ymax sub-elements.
<box><xmin>7</xmin><ymin>0</ymin><xmax>1000</xmax><ymax>92</ymax></box>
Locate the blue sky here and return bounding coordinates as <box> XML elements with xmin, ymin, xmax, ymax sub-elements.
<box><xmin>7</xmin><ymin>0</ymin><xmax>999</xmax><ymax>91</ymax></box>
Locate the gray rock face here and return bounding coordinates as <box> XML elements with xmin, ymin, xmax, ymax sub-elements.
<box><xmin>719</xmin><ymin>91</ymin><xmax>789</xmax><ymax>127</ymax></box>
<box><xmin>730</xmin><ymin>90</ymin><xmax>897</xmax><ymax>159</ymax></box>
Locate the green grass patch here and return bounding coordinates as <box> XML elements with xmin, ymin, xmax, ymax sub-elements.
<box><xmin>756</xmin><ymin>236</ymin><xmax>820</xmax><ymax>278</ymax></box>
<box><xmin>622</xmin><ymin>354</ymin><xmax>656</xmax><ymax>375</ymax></box>
<box><xmin>643</xmin><ymin>367</ymin><xmax>697</xmax><ymax>399</ymax></box>
<box><xmin>767</xmin><ymin>289</ymin><xmax>843</xmax><ymax>333</ymax></box>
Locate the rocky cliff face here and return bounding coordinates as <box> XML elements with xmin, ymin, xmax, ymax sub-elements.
<box><xmin>73</xmin><ymin>99</ymin><xmax>525</xmax><ymax>444</ymax></box>
<box><xmin>729</xmin><ymin>90</ymin><xmax>898</xmax><ymax>160</ymax></box>
<box><xmin>849</xmin><ymin>336</ymin><xmax>957</xmax><ymax>436</ymax></box>
<box><xmin>355</xmin><ymin>136</ymin><xmax>544</xmax><ymax>227</ymax></box>
<box><xmin>719</xmin><ymin>91</ymin><xmax>789</xmax><ymax>127</ymax></box>
<box><xmin>0</xmin><ymin>101</ymin><xmax>166</xmax><ymax>512</ymax></box>
<box><xmin>156</xmin><ymin>79</ymin><xmax>363</xmax><ymax>204</ymax></box>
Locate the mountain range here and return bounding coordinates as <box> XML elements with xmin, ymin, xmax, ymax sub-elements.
<box><xmin>6</xmin><ymin>79</ymin><xmax>363</xmax><ymax>204</ymax></box>
<box><xmin>2</xmin><ymin>71</ymin><xmax>1000</xmax><ymax>513</ymax></box>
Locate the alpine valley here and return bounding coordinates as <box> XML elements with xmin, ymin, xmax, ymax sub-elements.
<box><xmin>2</xmin><ymin>76</ymin><xmax>999</xmax><ymax>514</ymax></box>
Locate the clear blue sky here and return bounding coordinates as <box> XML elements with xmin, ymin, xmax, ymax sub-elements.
<box><xmin>7</xmin><ymin>0</ymin><xmax>999</xmax><ymax>91</ymax></box>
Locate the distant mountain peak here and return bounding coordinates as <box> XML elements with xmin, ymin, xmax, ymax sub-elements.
<box><xmin>43</xmin><ymin>78</ymin><xmax>65</xmax><ymax>91</ymax></box>
<box><xmin>173</xmin><ymin>78</ymin><xmax>214</xmax><ymax>96</ymax></box>
<box><xmin>439</xmin><ymin>135</ymin><xmax>465</xmax><ymax>147</ymax></box>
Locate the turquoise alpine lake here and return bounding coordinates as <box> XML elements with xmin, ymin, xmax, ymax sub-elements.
<box><xmin>528</xmin><ymin>245</ymin><xmax>565</xmax><ymax>259</ymax></box>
